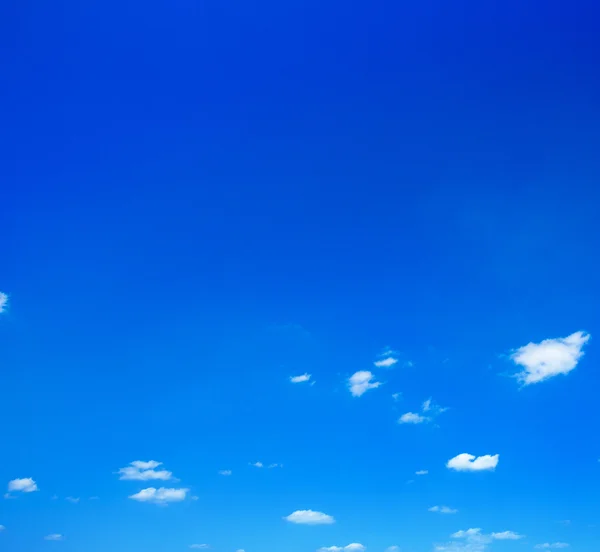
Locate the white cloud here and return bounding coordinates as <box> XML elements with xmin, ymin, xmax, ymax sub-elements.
<box><xmin>385</xmin><ymin>547</ymin><xmax>400</xmax><ymax>552</ymax></box>
<box><xmin>399</xmin><ymin>412</ymin><xmax>427</xmax><ymax>424</ymax></box>
<box><xmin>452</xmin><ymin>529</ymin><xmax>484</xmax><ymax>539</ymax></box>
<box><xmin>285</xmin><ymin>510</ymin><xmax>335</xmax><ymax>525</ymax></box>
<box><xmin>0</xmin><ymin>292</ymin><xmax>8</xmax><ymax>313</ymax></box>
<box><xmin>349</xmin><ymin>371</ymin><xmax>381</xmax><ymax>397</ymax></box>
<box><xmin>374</xmin><ymin>357</ymin><xmax>398</xmax><ymax>368</ymax></box>
<box><xmin>318</xmin><ymin>544</ymin><xmax>365</xmax><ymax>552</ymax></box>
<box><xmin>415</xmin><ymin>470</ymin><xmax>428</xmax><ymax>475</ymax></box>
<box><xmin>268</xmin><ymin>463</ymin><xmax>283</xmax><ymax>469</ymax></box>
<box><xmin>429</xmin><ymin>505</ymin><xmax>458</xmax><ymax>514</ymax></box>
<box><xmin>7</xmin><ymin>478</ymin><xmax>38</xmax><ymax>493</ymax></box>
<box><xmin>290</xmin><ymin>373</ymin><xmax>311</xmax><ymax>383</ymax></box>
<box><xmin>128</xmin><ymin>487</ymin><xmax>188</xmax><ymax>504</ymax></box>
<box><xmin>218</xmin><ymin>470</ymin><xmax>232</xmax><ymax>476</ymax></box>
<box><xmin>510</xmin><ymin>331</ymin><xmax>590</xmax><ymax>385</ymax></box>
<box><xmin>250</xmin><ymin>462</ymin><xmax>263</xmax><ymax>468</ymax></box>
<box><xmin>236</xmin><ymin>550</ymin><xmax>245</xmax><ymax>552</ymax></box>
<box><xmin>65</xmin><ymin>497</ymin><xmax>80</xmax><ymax>504</ymax></box>
<box><xmin>189</xmin><ymin>545</ymin><xmax>210</xmax><ymax>549</ymax></box>
<box><xmin>118</xmin><ymin>460</ymin><xmax>172</xmax><ymax>481</ymax></box>
<box><xmin>422</xmin><ymin>398</ymin><xmax>433</xmax><ymax>411</ymax></box>
<box><xmin>491</xmin><ymin>531</ymin><xmax>523</xmax><ymax>540</ymax></box>
<box><xmin>392</xmin><ymin>393</ymin><xmax>402</xmax><ymax>401</ymax></box>
<box><xmin>534</xmin><ymin>545</ymin><xmax>569</xmax><ymax>550</ymax></box>
<box><xmin>446</xmin><ymin>453</ymin><xmax>499</xmax><ymax>472</ymax></box>
<box><xmin>44</xmin><ymin>534</ymin><xmax>64</xmax><ymax>541</ymax></box>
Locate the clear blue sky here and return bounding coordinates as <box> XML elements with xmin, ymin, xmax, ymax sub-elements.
<box><xmin>2</xmin><ymin>1</ymin><xmax>599</xmax><ymax>552</ymax></box>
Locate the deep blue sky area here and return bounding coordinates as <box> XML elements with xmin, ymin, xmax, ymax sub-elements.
<box><xmin>1</xmin><ymin>2</ymin><xmax>599</xmax><ymax>552</ymax></box>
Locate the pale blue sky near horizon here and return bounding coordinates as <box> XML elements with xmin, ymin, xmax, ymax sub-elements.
<box><xmin>2</xmin><ymin>0</ymin><xmax>599</xmax><ymax>551</ymax></box>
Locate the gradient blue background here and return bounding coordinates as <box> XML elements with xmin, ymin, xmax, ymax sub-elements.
<box><xmin>2</xmin><ymin>1</ymin><xmax>599</xmax><ymax>551</ymax></box>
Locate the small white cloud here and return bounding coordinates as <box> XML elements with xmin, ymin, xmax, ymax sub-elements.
<box><xmin>374</xmin><ymin>357</ymin><xmax>398</xmax><ymax>368</ymax></box>
<box><xmin>285</xmin><ymin>510</ymin><xmax>335</xmax><ymax>525</ymax></box>
<box><xmin>44</xmin><ymin>534</ymin><xmax>64</xmax><ymax>541</ymax></box>
<box><xmin>510</xmin><ymin>331</ymin><xmax>590</xmax><ymax>385</ymax></box>
<box><xmin>0</xmin><ymin>292</ymin><xmax>8</xmax><ymax>313</ymax></box>
<box><xmin>385</xmin><ymin>547</ymin><xmax>400</xmax><ymax>552</ymax></box>
<box><xmin>429</xmin><ymin>506</ymin><xmax>458</xmax><ymax>514</ymax></box>
<box><xmin>391</xmin><ymin>392</ymin><xmax>402</xmax><ymax>401</ymax></box>
<box><xmin>534</xmin><ymin>545</ymin><xmax>569</xmax><ymax>550</ymax></box>
<box><xmin>268</xmin><ymin>463</ymin><xmax>282</xmax><ymax>469</ymax></box>
<box><xmin>446</xmin><ymin>453</ymin><xmax>499</xmax><ymax>472</ymax></box>
<box><xmin>422</xmin><ymin>398</ymin><xmax>432</xmax><ymax>411</ymax></box>
<box><xmin>118</xmin><ymin>461</ymin><xmax>172</xmax><ymax>481</ymax></box>
<box><xmin>318</xmin><ymin>544</ymin><xmax>365</xmax><ymax>552</ymax></box>
<box><xmin>7</xmin><ymin>478</ymin><xmax>38</xmax><ymax>493</ymax></box>
<box><xmin>491</xmin><ymin>531</ymin><xmax>523</xmax><ymax>540</ymax></box>
<box><xmin>398</xmin><ymin>412</ymin><xmax>427</xmax><ymax>424</ymax></box>
<box><xmin>250</xmin><ymin>462</ymin><xmax>263</xmax><ymax>468</ymax></box>
<box><xmin>189</xmin><ymin>545</ymin><xmax>210</xmax><ymax>549</ymax></box>
<box><xmin>65</xmin><ymin>497</ymin><xmax>80</xmax><ymax>504</ymax></box>
<box><xmin>415</xmin><ymin>470</ymin><xmax>428</xmax><ymax>475</ymax></box>
<box><xmin>218</xmin><ymin>470</ymin><xmax>232</xmax><ymax>476</ymax></box>
<box><xmin>349</xmin><ymin>371</ymin><xmax>381</xmax><ymax>397</ymax></box>
<box><xmin>128</xmin><ymin>487</ymin><xmax>188</xmax><ymax>505</ymax></box>
<box><xmin>290</xmin><ymin>373</ymin><xmax>311</xmax><ymax>383</ymax></box>
<box><xmin>235</xmin><ymin>549</ymin><xmax>245</xmax><ymax>552</ymax></box>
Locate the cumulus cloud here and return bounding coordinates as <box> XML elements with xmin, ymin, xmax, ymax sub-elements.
<box><xmin>117</xmin><ymin>461</ymin><xmax>173</xmax><ymax>481</ymax></box>
<box><xmin>44</xmin><ymin>534</ymin><xmax>64</xmax><ymax>541</ymax></box>
<box><xmin>318</xmin><ymin>544</ymin><xmax>365</xmax><ymax>552</ymax></box>
<box><xmin>128</xmin><ymin>487</ymin><xmax>188</xmax><ymax>505</ymax></box>
<box><xmin>446</xmin><ymin>453</ymin><xmax>499</xmax><ymax>472</ymax></box>
<box><xmin>7</xmin><ymin>478</ymin><xmax>38</xmax><ymax>493</ymax></box>
<box><xmin>429</xmin><ymin>505</ymin><xmax>458</xmax><ymax>514</ymax></box>
<box><xmin>218</xmin><ymin>470</ymin><xmax>232</xmax><ymax>476</ymax></box>
<box><xmin>290</xmin><ymin>373</ymin><xmax>311</xmax><ymax>383</ymax></box>
<box><xmin>534</xmin><ymin>545</ymin><xmax>569</xmax><ymax>550</ymax></box>
<box><xmin>348</xmin><ymin>371</ymin><xmax>381</xmax><ymax>397</ymax></box>
<box><xmin>416</xmin><ymin>470</ymin><xmax>428</xmax><ymax>475</ymax></box>
<box><xmin>285</xmin><ymin>510</ymin><xmax>335</xmax><ymax>525</ymax></box>
<box><xmin>510</xmin><ymin>331</ymin><xmax>590</xmax><ymax>385</ymax></box>
<box><xmin>0</xmin><ymin>292</ymin><xmax>8</xmax><ymax>313</ymax></box>
<box><xmin>398</xmin><ymin>412</ymin><xmax>427</xmax><ymax>424</ymax></box>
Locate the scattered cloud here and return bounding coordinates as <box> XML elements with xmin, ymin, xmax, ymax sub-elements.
<box><xmin>437</xmin><ymin>528</ymin><xmax>522</xmax><ymax>552</ymax></box>
<box><xmin>534</xmin><ymin>545</ymin><xmax>569</xmax><ymax>550</ymax></box>
<box><xmin>385</xmin><ymin>547</ymin><xmax>400</xmax><ymax>552</ymax></box>
<box><xmin>65</xmin><ymin>497</ymin><xmax>80</xmax><ymax>504</ymax></box>
<box><xmin>268</xmin><ymin>463</ymin><xmax>283</xmax><ymax>469</ymax></box>
<box><xmin>290</xmin><ymin>373</ymin><xmax>311</xmax><ymax>383</ymax></box>
<box><xmin>218</xmin><ymin>470</ymin><xmax>232</xmax><ymax>476</ymax></box>
<box><xmin>415</xmin><ymin>470</ymin><xmax>428</xmax><ymax>475</ymax></box>
<box><xmin>374</xmin><ymin>357</ymin><xmax>398</xmax><ymax>368</ymax></box>
<box><xmin>429</xmin><ymin>506</ymin><xmax>458</xmax><ymax>514</ymax></box>
<box><xmin>348</xmin><ymin>371</ymin><xmax>381</xmax><ymax>397</ymax></box>
<box><xmin>0</xmin><ymin>292</ymin><xmax>8</xmax><ymax>313</ymax></box>
<box><xmin>392</xmin><ymin>393</ymin><xmax>402</xmax><ymax>401</ymax></box>
<box><xmin>490</xmin><ymin>532</ymin><xmax>523</xmax><ymax>540</ymax></box>
<box><xmin>285</xmin><ymin>510</ymin><xmax>335</xmax><ymax>525</ymax></box>
<box><xmin>128</xmin><ymin>487</ymin><xmax>188</xmax><ymax>505</ymax></box>
<box><xmin>510</xmin><ymin>331</ymin><xmax>590</xmax><ymax>385</ymax></box>
<box><xmin>117</xmin><ymin>461</ymin><xmax>173</xmax><ymax>481</ymax></box>
<box><xmin>250</xmin><ymin>462</ymin><xmax>263</xmax><ymax>468</ymax></box>
<box><xmin>318</xmin><ymin>544</ymin><xmax>365</xmax><ymax>552</ymax></box>
<box><xmin>7</xmin><ymin>478</ymin><xmax>38</xmax><ymax>493</ymax></box>
<box><xmin>398</xmin><ymin>412</ymin><xmax>426</xmax><ymax>424</ymax></box>
<box><xmin>189</xmin><ymin>545</ymin><xmax>210</xmax><ymax>549</ymax></box>
<box><xmin>446</xmin><ymin>453</ymin><xmax>499</xmax><ymax>472</ymax></box>
<box><xmin>44</xmin><ymin>534</ymin><xmax>64</xmax><ymax>541</ymax></box>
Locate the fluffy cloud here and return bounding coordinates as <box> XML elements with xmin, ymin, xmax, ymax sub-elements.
<box><xmin>374</xmin><ymin>357</ymin><xmax>398</xmax><ymax>368</ymax></box>
<box><xmin>318</xmin><ymin>544</ymin><xmax>365</xmax><ymax>552</ymax></box>
<box><xmin>429</xmin><ymin>506</ymin><xmax>458</xmax><ymax>514</ymax></box>
<box><xmin>129</xmin><ymin>487</ymin><xmax>188</xmax><ymax>504</ymax></box>
<box><xmin>0</xmin><ymin>292</ymin><xmax>8</xmax><ymax>313</ymax></box>
<box><xmin>446</xmin><ymin>453</ymin><xmax>499</xmax><ymax>472</ymax></box>
<box><xmin>534</xmin><ymin>545</ymin><xmax>569</xmax><ymax>550</ymax></box>
<box><xmin>118</xmin><ymin>461</ymin><xmax>172</xmax><ymax>481</ymax></box>
<box><xmin>285</xmin><ymin>510</ymin><xmax>335</xmax><ymax>525</ymax></box>
<box><xmin>490</xmin><ymin>531</ymin><xmax>523</xmax><ymax>540</ymax></box>
<box><xmin>348</xmin><ymin>371</ymin><xmax>381</xmax><ymax>397</ymax></box>
<box><xmin>510</xmin><ymin>331</ymin><xmax>590</xmax><ymax>385</ymax></box>
<box><xmin>44</xmin><ymin>534</ymin><xmax>64</xmax><ymax>541</ymax></box>
<box><xmin>290</xmin><ymin>373</ymin><xmax>312</xmax><ymax>383</ymax></box>
<box><xmin>398</xmin><ymin>412</ymin><xmax>427</xmax><ymax>424</ymax></box>
<box><xmin>7</xmin><ymin>478</ymin><xmax>38</xmax><ymax>493</ymax></box>
<box><xmin>218</xmin><ymin>470</ymin><xmax>232</xmax><ymax>476</ymax></box>
<box><xmin>415</xmin><ymin>470</ymin><xmax>428</xmax><ymax>475</ymax></box>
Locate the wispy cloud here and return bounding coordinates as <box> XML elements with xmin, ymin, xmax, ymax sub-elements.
<box><xmin>117</xmin><ymin>461</ymin><xmax>173</xmax><ymax>481</ymax></box>
<box><xmin>65</xmin><ymin>497</ymin><xmax>80</xmax><ymax>504</ymax></box>
<box><xmin>399</xmin><ymin>412</ymin><xmax>427</xmax><ymax>424</ymax></box>
<box><xmin>490</xmin><ymin>532</ymin><xmax>523</xmax><ymax>540</ymax></box>
<box><xmin>44</xmin><ymin>534</ymin><xmax>64</xmax><ymax>541</ymax></box>
<box><xmin>250</xmin><ymin>462</ymin><xmax>263</xmax><ymax>468</ymax></box>
<box><xmin>218</xmin><ymin>470</ymin><xmax>232</xmax><ymax>476</ymax></box>
<box><xmin>392</xmin><ymin>392</ymin><xmax>402</xmax><ymax>401</ymax></box>
<box><xmin>7</xmin><ymin>478</ymin><xmax>38</xmax><ymax>493</ymax></box>
<box><xmin>285</xmin><ymin>510</ymin><xmax>335</xmax><ymax>525</ymax></box>
<box><xmin>399</xmin><ymin>397</ymin><xmax>447</xmax><ymax>425</ymax></box>
<box><xmin>268</xmin><ymin>463</ymin><xmax>283</xmax><ymax>469</ymax></box>
<box><xmin>510</xmin><ymin>331</ymin><xmax>590</xmax><ymax>385</ymax></box>
<box><xmin>385</xmin><ymin>547</ymin><xmax>400</xmax><ymax>552</ymax></box>
<box><xmin>128</xmin><ymin>487</ymin><xmax>188</xmax><ymax>505</ymax></box>
<box><xmin>348</xmin><ymin>371</ymin><xmax>381</xmax><ymax>397</ymax></box>
<box><xmin>429</xmin><ymin>505</ymin><xmax>458</xmax><ymax>514</ymax></box>
<box><xmin>189</xmin><ymin>545</ymin><xmax>210</xmax><ymax>549</ymax></box>
<box><xmin>290</xmin><ymin>373</ymin><xmax>311</xmax><ymax>383</ymax></box>
<box><xmin>0</xmin><ymin>525</ymin><xmax>5</xmax><ymax>532</ymax></box>
<box><xmin>0</xmin><ymin>292</ymin><xmax>8</xmax><ymax>313</ymax></box>
<box><xmin>534</xmin><ymin>544</ymin><xmax>569</xmax><ymax>550</ymax></box>
<box><xmin>436</xmin><ymin>528</ymin><xmax>523</xmax><ymax>552</ymax></box>
<box><xmin>416</xmin><ymin>470</ymin><xmax>428</xmax><ymax>475</ymax></box>
<box><xmin>318</xmin><ymin>544</ymin><xmax>365</xmax><ymax>552</ymax></box>
<box><xmin>446</xmin><ymin>453</ymin><xmax>499</xmax><ymax>472</ymax></box>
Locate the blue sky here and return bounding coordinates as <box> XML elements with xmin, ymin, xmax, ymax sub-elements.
<box><xmin>2</xmin><ymin>0</ymin><xmax>600</xmax><ymax>551</ymax></box>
